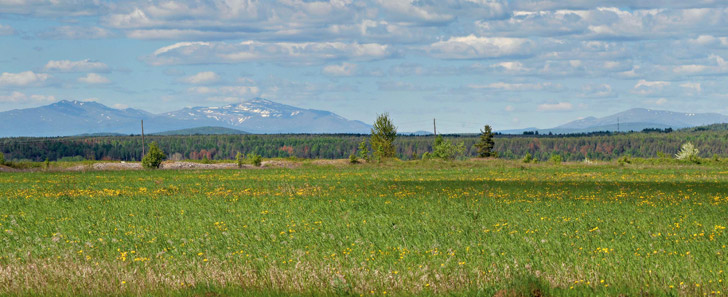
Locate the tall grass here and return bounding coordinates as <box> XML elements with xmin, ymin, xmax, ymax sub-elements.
<box><xmin>0</xmin><ymin>162</ymin><xmax>726</xmax><ymax>296</ymax></box>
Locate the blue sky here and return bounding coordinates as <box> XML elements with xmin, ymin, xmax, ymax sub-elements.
<box><xmin>1</xmin><ymin>0</ymin><xmax>728</xmax><ymax>133</ymax></box>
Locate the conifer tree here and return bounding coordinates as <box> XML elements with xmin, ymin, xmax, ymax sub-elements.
<box><xmin>475</xmin><ymin>125</ymin><xmax>495</xmax><ymax>157</ymax></box>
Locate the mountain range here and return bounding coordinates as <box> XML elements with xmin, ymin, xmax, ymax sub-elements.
<box><xmin>1</xmin><ymin>99</ymin><xmax>728</xmax><ymax>137</ymax></box>
<box><xmin>499</xmin><ymin>108</ymin><xmax>728</xmax><ymax>134</ymax></box>
<box><xmin>0</xmin><ymin>98</ymin><xmax>371</xmax><ymax>137</ymax></box>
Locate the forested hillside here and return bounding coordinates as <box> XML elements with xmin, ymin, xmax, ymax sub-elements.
<box><xmin>2</xmin><ymin>125</ymin><xmax>728</xmax><ymax>162</ymax></box>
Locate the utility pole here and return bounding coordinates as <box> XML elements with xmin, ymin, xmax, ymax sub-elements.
<box><xmin>433</xmin><ymin>118</ymin><xmax>437</xmax><ymax>136</ymax></box>
<box><xmin>141</xmin><ymin>120</ymin><xmax>145</xmax><ymax>160</ymax></box>
<box><xmin>617</xmin><ymin>117</ymin><xmax>620</xmax><ymax>133</ymax></box>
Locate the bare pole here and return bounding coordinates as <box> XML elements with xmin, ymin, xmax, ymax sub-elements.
<box><xmin>141</xmin><ymin>120</ymin><xmax>145</xmax><ymax>160</ymax></box>
<box><xmin>433</xmin><ymin>118</ymin><xmax>437</xmax><ymax>136</ymax></box>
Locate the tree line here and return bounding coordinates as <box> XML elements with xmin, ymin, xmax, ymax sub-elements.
<box><xmin>2</xmin><ymin>120</ymin><xmax>728</xmax><ymax>163</ymax></box>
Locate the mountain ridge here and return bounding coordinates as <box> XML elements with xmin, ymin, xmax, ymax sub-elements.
<box><xmin>500</xmin><ymin>108</ymin><xmax>728</xmax><ymax>134</ymax></box>
<box><xmin>0</xmin><ymin>98</ymin><xmax>371</xmax><ymax>137</ymax></box>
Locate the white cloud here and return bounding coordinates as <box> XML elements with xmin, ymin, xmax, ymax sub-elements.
<box><xmin>634</xmin><ymin>80</ymin><xmax>670</xmax><ymax>88</ymax></box>
<box><xmin>655</xmin><ymin>98</ymin><xmax>668</xmax><ymax>105</ymax></box>
<box><xmin>690</xmin><ymin>35</ymin><xmax>728</xmax><ymax>47</ymax></box>
<box><xmin>182</xmin><ymin>71</ymin><xmax>220</xmax><ymax>84</ymax></box>
<box><xmin>491</xmin><ymin>61</ymin><xmax>530</xmax><ymax>73</ymax></box>
<box><xmin>429</xmin><ymin>35</ymin><xmax>534</xmax><ymax>59</ymax></box>
<box><xmin>37</xmin><ymin>26</ymin><xmax>112</xmax><ymax>39</ymax></box>
<box><xmin>145</xmin><ymin>40</ymin><xmax>393</xmax><ymax>66</ymax></box>
<box><xmin>188</xmin><ymin>86</ymin><xmax>260</xmax><ymax>97</ymax></box>
<box><xmin>323</xmin><ymin>63</ymin><xmax>357</xmax><ymax>76</ymax></box>
<box><xmin>581</xmin><ymin>83</ymin><xmax>614</xmax><ymax>97</ymax></box>
<box><xmin>480</xmin><ymin>6</ymin><xmax>728</xmax><ymax>41</ymax></box>
<box><xmin>45</xmin><ymin>59</ymin><xmax>110</xmax><ymax>72</ymax></box>
<box><xmin>78</xmin><ymin>73</ymin><xmax>111</xmax><ymax>84</ymax></box>
<box><xmin>102</xmin><ymin>0</ymin><xmax>368</xmax><ymax>41</ymax></box>
<box><xmin>680</xmin><ymin>82</ymin><xmax>701</xmax><ymax>93</ymax></box>
<box><xmin>378</xmin><ymin>81</ymin><xmax>422</xmax><ymax>91</ymax></box>
<box><xmin>375</xmin><ymin>0</ymin><xmax>454</xmax><ymax>23</ymax></box>
<box><xmin>467</xmin><ymin>82</ymin><xmax>560</xmax><ymax>91</ymax></box>
<box><xmin>0</xmin><ymin>24</ymin><xmax>14</xmax><ymax>35</ymax></box>
<box><xmin>0</xmin><ymin>71</ymin><xmax>50</xmax><ymax>87</ymax></box>
<box><xmin>505</xmin><ymin>105</ymin><xmax>515</xmax><ymax>111</ymax></box>
<box><xmin>673</xmin><ymin>64</ymin><xmax>709</xmax><ymax>74</ymax></box>
<box><xmin>0</xmin><ymin>0</ymin><xmax>102</xmax><ymax>16</ymax></box>
<box><xmin>672</xmin><ymin>54</ymin><xmax>728</xmax><ymax>75</ymax></box>
<box><xmin>633</xmin><ymin>79</ymin><xmax>670</xmax><ymax>95</ymax></box>
<box><xmin>0</xmin><ymin>91</ymin><xmax>56</xmax><ymax>103</ymax></box>
<box><xmin>538</xmin><ymin>102</ymin><xmax>573</xmax><ymax>111</ymax></box>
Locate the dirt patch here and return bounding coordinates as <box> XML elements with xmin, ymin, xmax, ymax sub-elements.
<box><xmin>93</xmin><ymin>162</ymin><xmax>143</xmax><ymax>170</ymax></box>
<box><xmin>261</xmin><ymin>160</ymin><xmax>301</xmax><ymax>169</ymax></box>
<box><xmin>2</xmin><ymin>160</ymin><xmax>305</xmax><ymax>172</ymax></box>
<box><xmin>311</xmin><ymin>159</ymin><xmax>349</xmax><ymax>166</ymax></box>
<box><xmin>0</xmin><ymin>165</ymin><xmax>19</xmax><ymax>173</ymax></box>
<box><xmin>161</xmin><ymin>162</ymin><xmax>238</xmax><ymax>170</ymax></box>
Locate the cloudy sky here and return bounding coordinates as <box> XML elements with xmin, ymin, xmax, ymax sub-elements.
<box><xmin>1</xmin><ymin>0</ymin><xmax>728</xmax><ymax>132</ymax></box>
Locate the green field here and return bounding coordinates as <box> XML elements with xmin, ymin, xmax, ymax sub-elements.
<box><xmin>1</xmin><ymin>160</ymin><xmax>726</xmax><ymax>296</ymax></box>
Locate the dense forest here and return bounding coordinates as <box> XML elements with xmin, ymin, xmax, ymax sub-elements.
<box><xmin>2</xmin><ymin>125</ymin><xmax>728</xmax><ymax>162</ymax></box>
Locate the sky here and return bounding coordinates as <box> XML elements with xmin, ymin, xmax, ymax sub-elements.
<box><xmin>1</xmin><ymin>0</ymin><xmax>728</xmax><ymax>133</ymax></box>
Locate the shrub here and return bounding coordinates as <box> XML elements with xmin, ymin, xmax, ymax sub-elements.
<box><xmin>201</xmin><ymin>155</ymin><xmax>211</xmax><ymax>164</ymax></box>
<box><xmin>0</xmin><ymin>152</ymin><xmax>4</xmax><ymax>165</ymax></box>
<box><xmin>247</xmin><ymin>153</ymin><xmax>262</xmax><ymax>167</ymax></box>
<box><xmin>617</xmin><ymin>155</ymin><xmax>631</xmax><ymax>166</ymax></box>
<box><xmin>421</xmin><ymin>152</ymin><xmax>430</xmax><ymax>160</ymax></box>
<box><xmin>357</xmin><ymin>141</ymin><xmax>370</xmax><ymax>162</ymax></box>
<box><xmin>349</xmin><ymin>154</ymin><xmax>358</xmax><ymax>164</ymax></box>
<box><xmin>432</xmin><ymin>135</ymin><xmax>466</xmax><ymax>160</ymax></box>
<box><xmin>236</xmin><ymin>152</ymin><xmax>244</xmax><ymax>168</ymax></box>
<box><xmin>550</xmin><ymin>154</ymin><xmax>562</xmax><ymax>165</ymax></box>
<box><xmin>675</xmin><ymin>142</ymin><xmax>700</xmax><ymax>163</ymax></box>
<box><xmin>142</xmin><ymin>142</ymin><xmax>166</xmax><ymax>169</ymax></box>
<box><xmin>522</xmin><ymin>153</ymin><xmax>533</xmax><ymax>163</ymax></box>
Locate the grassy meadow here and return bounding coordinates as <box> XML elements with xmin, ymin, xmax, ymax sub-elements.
<box><xmin>0</xmin><ymin>160</ymin><xmax>726</xmax><ymax>296</ymax></box>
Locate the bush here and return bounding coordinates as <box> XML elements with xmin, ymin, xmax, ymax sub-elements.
<box><xmin>675</xmin><ymin>142</ymin><xmax>700</xmax><ymax>163</ymax></box>
<box><xmin>550</xmin><ymin>154</ymin><xmax>562</xmax><ymax>165</ymax></box>
<box><xmin>432</xmin><ymin>135</ymin><xmax>466</xmax><ymax>160</ymax></box>
<box><xmin>617</xmin><ymin>155</ymin><xmax>631</xmax><ymax>166</ymax></box>
<box><xmin>0</xmin><ymin>152</ymin><xmax>4</xmax><ymax>165</ymax></box>
<box><xmin>247</xmin><ymin>153</ymin><xmax>262</xmax><ymax>167</ymax></box>
<box><xmin>142</xmin><ymin>142</ymin><xmax>166</xmax><ymax>169</ymax></box>
<box><xmin>349</xmin><ymin>154</ymin><xmax>358</xmax><ymax>164</ymax></box>
<box><xmin>522</xmin><ymin>153</ymin><xmax>533</xmax><ymax>163</ymax></box>
<box><xmin>357</xmin><ymin>141</ymin><xmax>370</xmax><ymax>162</ymax></box>
<box><xmin>201</xmin><ymin>155</ymin><xmax>211</xmax><ymax>164</ymax></box>
<box><xmin>236</xmin><ymin>152</ymin><xmax>244</xmax><ymax>168</ymax></box>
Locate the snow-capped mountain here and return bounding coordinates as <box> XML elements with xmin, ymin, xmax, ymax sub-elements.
<box><xmin>164</xmin><ymin>98</ymin><xmax>370</xmax><ymax>133</ymax></box>
<box><xmin>0</xmin><ymin>98</ymin><xmax>371</xmax><ymax>137</ymax></box>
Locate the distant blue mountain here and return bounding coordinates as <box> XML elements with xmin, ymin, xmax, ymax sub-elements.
<box><xmin>499</xmin><ymin>108</ymin><xmax>728</xmax><ymax>134</ymax></box>
<box><xmin>0</xmin><ymin>98</ymin><xmax>371</xmax><ymax>137</ymax></box>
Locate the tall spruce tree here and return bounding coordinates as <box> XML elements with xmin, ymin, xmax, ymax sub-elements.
<box><xmin>475</xmin><ymin>125</ymin><xmax>496</xmax><ymax>157</ymax></box>
<box><xmin>370</xmin><ymin>113</ymin><xmax>397</xmax><ymax>160</ymax></box>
